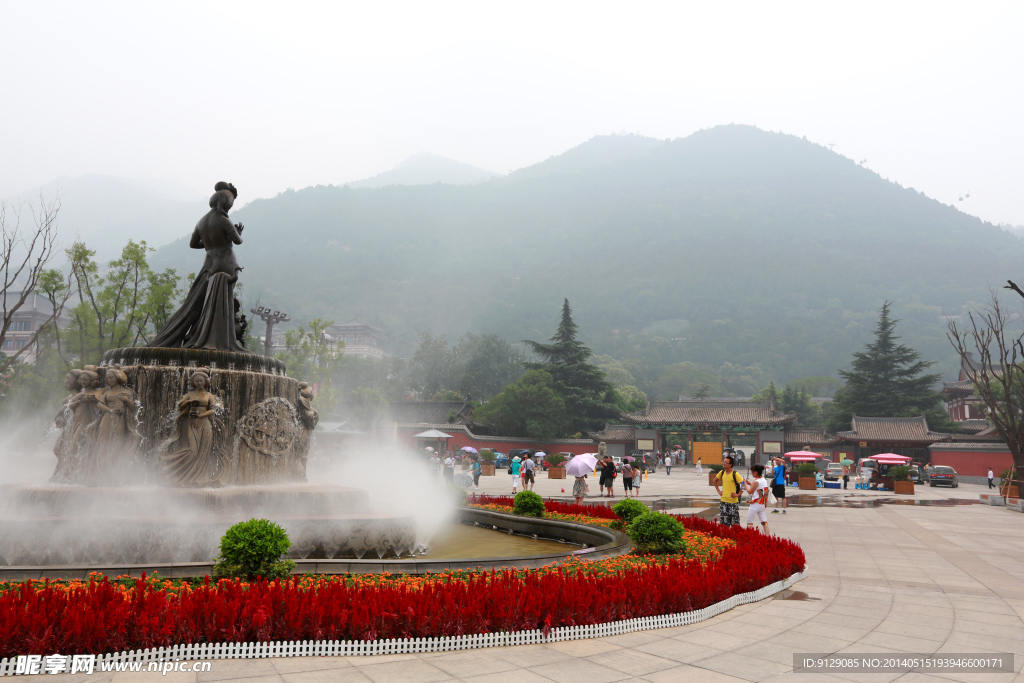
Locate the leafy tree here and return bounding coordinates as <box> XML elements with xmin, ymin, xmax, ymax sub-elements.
<box><xmin>407</xmin><ymin>331</ymin><xmax>459</xmax><ymax>399</ymax></box>
<box><xmin>455</xmin><ymin>333</ymin><xmax>525</xmax><ymax>399</ymax></box>
<box><xmin>523</xmin><ymin>299</ymin><xmax>619</xmax><ymax>435</ymax></box>
<box><xmin>472</xmin><ymin>369</ymin><xmax>568</xmax><ymax>443</ymax></box>
<box><xmin>276</xmin><ymin>317</ymin><xmax>340</xmax><ymax>411</ymax></box>
<box><xmin>429</xmin><ymin>389</ymin><xmax>463</xmax><ymax>401</ymax></box>
<box><xmin>613</xmin><ymin>384</ymin><xmax>648</xmax><ymax>413</ymax></box>
<box><xmin>828</xmin><ymin>302</ymin><xmax>949</xmax><ymax>432</ymax></box>
<box><xmin>788</xmin><ymin>376</ymin><xmax>842</xmax><ymax>398</ymax></box>
<box><xmin>691</xmin><ymin>383</ymin><xmax>711</xmax><ymax>399</ymax></box>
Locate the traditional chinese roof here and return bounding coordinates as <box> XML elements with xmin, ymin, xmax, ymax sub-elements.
<box><xmin>941</xmin><ymin>379</ymin><xmax>974</xmax><ymax>394</ymax></box>
<box><xmin>836</xmin><ymin>415</ymin><xmax>948</xmax><ymax>443</ymax></box>
<box><xmin>589</xmin><ymin>425</ymin><xmax>636</xmax><ymax>442</ymax></box>
<box><xmin>961</xmin><ymin>352</ymin><xmax>1005</xmax><ymax>378</ymax></box>
<box><xmin>928</xmin><ymin>441</ymin><xmax>1010</xmax><ymax>452</ymax></box>
<box><xmin>954</xmin><ymin>419</ymin><xmax>990</xmax><ymax>434</ymax></box>
<box><xmin>624</xmin><ymin>401</ymin><xmax>797</xmax><ymax>427</ymax></box>
<box><xmin>783</xmin><ymin>428</ymin><xmax>841</xmax><ymax>448</ymax></box>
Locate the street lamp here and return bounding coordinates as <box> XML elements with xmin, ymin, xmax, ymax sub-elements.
<box><xmin>249</xmin><ymin>306</ymin><xmax>290</xmax><ymax>357</ymax></box>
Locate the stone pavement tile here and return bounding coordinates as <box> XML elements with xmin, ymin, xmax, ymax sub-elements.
<box><xmin>882</xmin><ymin>602</ymin><xmax>950</xmax><ymax>618</ymax></box>
<box><xmin>461</xmin><ymin>670</ymin><xmax>554</xmax><ymax>683</ymax></box>
<box><xmin>348</xmin><ymin>654</ymin><xmax>420</xmax><ymax>666</ymax></box>
<box><xmin>811</xmin><ymin>612</ymin><xmax>883</xmax><ymax>630</ymax></box>
<box><xmin>640</xmin><ymin>663</ymin><xmax>749</xmax><ymax>682</ymax></box>
<box><xmin>272</xmin><ymin>656</ymin><xmax>354</xmax><ymax>674</ymax></box>
<box><xmin>56</xmin><ymin>675</ymin><xmax>116</xmax><ymax>683</ymax></box>
<box><xmin>420</xmin><ymin>652</ymin><xmax>518</xmax><ymax>678</ymax></box>
<box><xmin>857</xmin><ymin>631</ymin><xmax>944</xmax><ymax>651</ymax></box>
<box><xmin>281</xmin><ymin>670</ymin><xmax>372</xmax><ymax>683</ymax></box>
<box><xmin>954</xmin><ymin>610</ymin><xmax>1024</xmax><ymax>626</ymax></box>
<box><xmin>488</xmin><ymin>645</ymin><xmax>577</xmax><ymax>667</ymax></box>
<box><xmin>585</xmin><ymin>648</ymin><xmax>679</xmax><ymax>676</ymax></box>
<box><xmin>601</xmin><ymin>629</ymin><xmax>666</xmax><ymax>647</ymax></box>
<box><xmin>824</xmin><ymin>604</ymin><xmax>892</xmax><ymax>619</ymax></box>
<box><xmin>108</xmin><ymin>673</ymin><xmax>200</xmax><ymax>683</ymax></box>
<box><xmin>634</xmin><ymin>638</ymin><xmax>714</xmax><ymax>664</ymax></box>
<box><xmin>546</xmin><ymin>639</ymin><xmax>622</xmax><ymax>657</ymax></box>
<box><xmin>873</xmin><ymin>620</ymin><xmax>950</xmax><ymax>641</ymax></box>
<box><xmin>943</xmin><ymin>632</ymin><xmax>1024</xmax><ymax>656</ymax></box>
<box><xmin>688</xmin><ymin>654</ymin><xmax>791</xmax><ymax>682</ymax></box>
<box><xmin>953</xmin><ymin>619</ymin><xmax>1024</xmax><ymax>639</ymax></box>
<box><xmin>673</xmin><ymin>627</ymin><xmax>761</xmax><ymax>649</ymax></box>
<box><xmin>527</xmin><ymin>656</ymin><xmax>632</xmax><ymax>683</ymax></box>
<box><xmin>198</xmin><ymin>660</ymin><xmax>281</xmax><ymax>682</ymax></box>
<box><xmin>762</xmin><ymin>632</ymin><xmax>852</xmax><ymax>654</ymax></box>
<box><xmin>790</xmin><ymin>621</ymin><xmax>870</xmax><ymax>643</ymax></box>
<box><xmin>763</xmin><ymin>673</ymin><xmax>841</xmax><ymax>683</ymax></box>
<box><xmin>702</xmin><ymin>621</ymin><xmax>779</xmax><ymax>640</ymax></box>
<box><xmin>353</xmin><ymin>659</ymin><xmax>452</xmax><ymax>683</ymax></box>
<box><xmin>883</xmin><ymin>610</ymin><xmax>953</xmax><ymax>628</ymax></box>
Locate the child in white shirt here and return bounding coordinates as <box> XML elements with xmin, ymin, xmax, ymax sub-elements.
<box><xmin>745</xmin><ymin>464</ymin><xmax>771</xmax><ymax>534</ymax></box>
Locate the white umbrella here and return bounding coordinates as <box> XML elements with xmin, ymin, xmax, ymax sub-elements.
<box><xmin>566</xmin><ymin>453</ymin><xmax>599</xmax><ymax>478</ymax></box>
<box><xmin>425</xmin><ymin>446</ymin><xmax>434</xmax><ymax>452</ymax></box>
<box><xmin>461</xmin><ymin>446</ymin><xmax>479</xmax><ymax>454</ymax></box>
<box><xmin>534</xmin><ymin>451</ymin><xmax>546</xmax><ymax>458</ymax></box>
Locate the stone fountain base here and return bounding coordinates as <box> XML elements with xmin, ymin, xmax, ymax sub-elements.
<box><xmin>0</xmin><ymin>484</ymin><xmax>417</xmax><ymax>567</ymax></box>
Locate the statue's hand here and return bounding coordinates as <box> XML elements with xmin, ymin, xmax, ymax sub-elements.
<box><xmin>234</xmin><ymin>222</ymin><xmax>244</xmax><ymax>233</ymax></box>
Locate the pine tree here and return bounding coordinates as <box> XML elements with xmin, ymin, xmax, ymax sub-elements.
<box><xmin>828</xmin><ymin>302</ymin><xmax>949</xmax><ymax>432</ymax></box>
<box><xmin>523</xmin><ymin>299</ymin><xmax>620</xmax><ymax>435</ymax></box>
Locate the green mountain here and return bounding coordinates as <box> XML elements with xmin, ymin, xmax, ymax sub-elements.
<box><xmin>346</xmin><ymin>153</ymin><xmax>498</xmax><ymax>188</ymax></box>
<box><xmin>151</xmin><ymin>125</ymin><xmax>1022</xmax><ymax>389</ymax></box>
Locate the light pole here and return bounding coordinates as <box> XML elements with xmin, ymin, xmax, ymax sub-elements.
<box><xmin>249</xmin><ymin>306</ymin><xmax>290</xmax><ymax>357</ymax></box>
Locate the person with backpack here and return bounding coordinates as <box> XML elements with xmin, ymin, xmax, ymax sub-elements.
<box><xmin>714</xmin><ymin>455</ymin><xmax>742</xmax><ymax>526</ymax></box>
<box><xmin>471</xmin><ymin>458</ymin><xmax>482</xmax><ymax>489</ymax></box>
<box><xmin>770</xmin><ymin>456</ymin><xmax>788</xmax><ymax>514</ymax></box>
<box><xmin>599</xmin><ymin>456</ymin><xmax>617</xmax><ymax>497</ymax></box>
<box><xmin>621</xmin><ymin>460</ymin><xmax>634</xmax><ymax>498</ymax></box>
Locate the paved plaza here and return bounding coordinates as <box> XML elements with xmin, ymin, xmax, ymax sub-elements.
<box><xmin>60</xmin><ymin>466</ymin><xmax>1024</xmax><ymax>681</ymax></box>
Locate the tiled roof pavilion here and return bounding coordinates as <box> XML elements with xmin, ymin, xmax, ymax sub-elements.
<box><xmin>836</xmin><ymin>415</ymin><xmax>948</xmax><ymax>443</ymax></box>
<box><xmin>624</xmin><ymin>401</ymin><xmax>796</xmax><ymax>428</ymax></box>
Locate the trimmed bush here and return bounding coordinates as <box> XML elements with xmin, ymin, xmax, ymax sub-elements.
<box><xmin>708</xmin><ymin>464</ymin><xmax>724</xmax><ymax>474</ymax></box>
<box><xmin>627</xmin><ymin>512</ymin><xmax>685</xmax><ymax>555</ymax></box>
<box><xmin>612</xmin><ymin>498</ymin><xmax>647</xmax><ymax>526</ymax></box>
<box><xmin>794</xmin><ymin>463</ymin><xmax>818</xmax><ymax>477</ymax></box>
<box><xmin>512</xmin><ymin>491</ymin><xmax>545</xmax><ymax>517</ymax></box>
<box><xmin>888</xmin><ymin>465</ymin><xmax>912</xmax><ymax>481</ymax></box>
<box><xmin>213</xmin><ymin>518</ymin><xmax>296</xmax><ymax>581</ymax></box>
<box><xmin>545</xmin><ymin>453</ymin><xmax>568</xmax><ymax>467</ymax></box>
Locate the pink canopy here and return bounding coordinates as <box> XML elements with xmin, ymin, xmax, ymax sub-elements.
<box><xmin>873</xmin><ymin>453</ymin><xmax>912</xmax><ymax>461</ymax></box>
<box><xmin>785</xmin><ymin>450</ymin><xmax>824</xmax><ymax>460</ymax></box>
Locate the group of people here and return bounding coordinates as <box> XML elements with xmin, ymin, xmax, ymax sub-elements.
<box><xmin>714</xmin><ymin>454</ymin><xmax>794</xmax><ymax>535</ymax></box>
<box><xmin>509</xmin><ymin>452</ymin><xmax>538</xmax><ymax>493</ymax></box>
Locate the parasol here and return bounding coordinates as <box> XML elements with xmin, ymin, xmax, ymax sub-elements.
<box><xmin>566</xmin><ymin>453</ymin><xmax>599</xmax><ymax>477</ymax></box>
<box><xmin>425</xmin><ymin>446</ymin><xmax>434</xmax><ymax>452</ymax></box>
<box><xmin>460</xmin><ymin>446</ymin><xmax>479</xmax><ymax>454</ymax></box>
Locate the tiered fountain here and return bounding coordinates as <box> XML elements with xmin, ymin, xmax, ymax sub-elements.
<box><xmin>0</xmin><ymin>183</ymin><xmax>416</xmax><ymax>573</ymax></box>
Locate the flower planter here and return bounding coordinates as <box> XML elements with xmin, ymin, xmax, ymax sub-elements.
<box><xmin>709</xmin><ymin>472</ymin><xmax>720</xmax><ymax>486</ymax></box>
<box><xmin>1001</xmin><ymin>484</ymin><xmax>1019</xmax><ymax>499</ymax></box>
<box><xmin>894</xmin><ymin>480</ymin><xmax>914</xmax><ymax>495</ymax></box>
<box><xmin>798</xmin><ymin>477</ymin><xmax>817</xmax><ymax>490</ymax></box>
<box><xmin>547</xmin><ymin>466</ymin><xmax>565</xmax><ymax>479</ymax></box>
<box><xmin>481</xmin><ymin>464</ymin><xmax>495</xmax><ymax>477</ymax></box>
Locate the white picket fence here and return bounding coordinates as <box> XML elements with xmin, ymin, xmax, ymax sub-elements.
<box><xmin>0</xmin><ymin>571</ymin><xmax>804</xmax><ymax>674</ymax></box>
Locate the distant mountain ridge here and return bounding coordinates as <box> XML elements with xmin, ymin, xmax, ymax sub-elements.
<box><xmin>140</xmin><ymin>125</ymin><xmax>1021</xmax><ymax>384</ymax></box>
<box><xmin>346</xmin><ymin>153</ymin><xmax>498</xmax><ymax>188</ymax></box>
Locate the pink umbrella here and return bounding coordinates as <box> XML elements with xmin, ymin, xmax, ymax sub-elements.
<box><xmin>784</xmin><ymin>450</ymin><xmax>823</xmax><ymax>458</ymax></box>
<box><xmin>873</xmin><ymin>453</ymin><xmax>912</xmax><ymax>461</ymax></box>
<box><xmin>788</xmin><ymin>456</ymin><xmax>819</xmax><ymax>462</ymax></box>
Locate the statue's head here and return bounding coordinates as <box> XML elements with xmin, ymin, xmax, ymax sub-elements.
<box><xmin>189</xmin><ymin>370</ymin><xmax>210</xmax><ymax>390</ymax></box>
<box><xmin>209</xmin><ymin>182</ymin><xmax>237</xmax><ymax>213</ymax></box>
<box><xmin>65</xmin><ymin>369</ymin><xmax>83</xmax><ymax>391</ymax></box>
<box><xmin>105</xmin><ymin>367</ymin><xmax>127</xmax><ymax>387</ymax></box>
<box><xmin>79</xmin><ymin>370</ymin><xmax>99</xmax><ymax>389</ymax></box>
<box><xmin>299</xmin><ymin>381</ymin><xmax>315</xmax><ymax>400</ymax></box>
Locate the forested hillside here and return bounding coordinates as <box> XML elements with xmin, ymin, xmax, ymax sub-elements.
<box><xmin>151</xmin><ymin>125</ymin><xmax>1022</xmax><ymax>392</ymax></box>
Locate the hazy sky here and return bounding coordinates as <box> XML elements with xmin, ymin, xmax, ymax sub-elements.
<box><xmin>2</xmin><ymin>1</ymin><xmax>1022</xmax><ymax>224</ymax></box>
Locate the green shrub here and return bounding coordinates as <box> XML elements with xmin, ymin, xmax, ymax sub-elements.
<box><xmin>545</xmin><ymin>452</ymin><xmax>568</xmax><ymax>467</ymax></box>
<box><xmin>627</xmin><ymin>512</ymin><xmax>685</xmax><ymax>555</ymax></box>
<box><xmin>512</xmin><ymin>490</ymin><xmax>545</xmax><ymax>517</ymax></box>
<box><xmin>612</xmin><ymin>498</ymin><xmax>647</xmax><ymax>526</ymax></box>
<box><xmin>888</xmin><ymin>465</ymin><xmax>912</xmax><ymax>481</ymax></box>
<box><xmin>213</xmin><ymin>518</ymin><xmax>296</xmax><ymax>581</ymax></box>
<box><xmin>794</xmin><ymin>462</ymin><xmax>818</xmax><ymax>477</ymax></box>
<box><xmin>708</xmin><ymin>464</ymin><xmax>724</xmax><ymax>474</ymax></box>
<box><xmin>479</xmin><ymin>449</ymin><xmax>496</xmax><ymax>462</ymax></box>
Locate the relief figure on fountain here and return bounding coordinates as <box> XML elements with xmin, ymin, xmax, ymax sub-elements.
<box><xmin>88</xmin><ymin>366</ymin><xmax>141</xmax><ymax>485</ymax></box>
<box><xmin>162</xmin><ymin>369</ymin><xmax>227</xmax><ymax>487</ymax></box>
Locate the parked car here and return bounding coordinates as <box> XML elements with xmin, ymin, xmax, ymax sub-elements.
<box><xmin>909</xmin><ymin>464</ymin><xmax>925</xmax><ymax>484</ymax></box>
<box><xmin>825</xmin><ymin>463</ymin><xmax>844</xmax><ymax>481</ymax></box>
<box><xmin>493</xmin><ymin>452</ymin><xmax>509</xmax><ymax>469</ymax></box>
<box><xmin>928</xmin><ymin>466</ymin><xmax>959</xmax><ymax>488</ymax></box>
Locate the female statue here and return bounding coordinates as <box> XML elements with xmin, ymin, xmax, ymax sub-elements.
<box><xmin>162</xmin><ymin>370</ymin><xmax>225</xmax><ymax>487</ymax></box>
<box><xmin>293</xmin><ymin>382</ymin><xmax>319</xmax><ymax>477</ymax></box>
<box><xmin>50</xmin><ymin>369</ymin><xmax>83</xmax><ymax>483</ymax></box>
<box><xmin>89</xmin><ymin>366</ymin><xmax>140</xmax><ymax>484</ymax></box>
<box><xmin>148</xmin><ymin>182</ymin><xmax>250</xmax><ymax>352</ymax></box>
<box><xmin>65</xmin><ymin>368</ymin><xmax>102</xmax><ymax>466</ymax></box>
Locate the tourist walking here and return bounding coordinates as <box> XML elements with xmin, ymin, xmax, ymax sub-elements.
<box><xmin>988</xmin><ymin>466</ymin><xmax>995</xmax><ymax>489</ymax></box>
<box><xmin>632</xmin><ymin>460</ymin><xmax>644</xmax><ymax>497</ymax></box>
<box><xmin>664</xmin><ymin>452</ymin><xmax>673</xmax><ymax>475</ymax></box>
<box><xmin>510</xmin><ymin>454</ymin><xmax>522</xmax><ymax>494</ymax></box>
<box><xmin>744</xmin><ymin>464</ymin><xmax>771</xmax><ymax>534</ymax></box>
<box><xmin>770</xmin><ymin>456</ymin><xmax>788</xmax><ymax>514</ymax></box>
<box><xmin>600</xmin><ymin>456</ymin><xmax>617</xmax><ymax>497</ymax></box>
<box><xmin>429</xmin><ymin>452</ymin><xmax>440</xmax><ymax>475</ymax></box>
<box><xmin>621</xmin><ymin>460</ymin><xmax>634</xmax><ymax>498</ymax></box>
<box><xmin>523</xmin><ymin>453</ymin><xmax>536</xmax><ymax>491</ymax></box>
<box><xmin>573</xmin><ymin>474</ymin><xmax>588</xmax><ymax>504</ymax></box>
<box><xmin>714</xmin><ymin>455</ymin><xmax>742</xmax><ymax>526</ymax></box>
<box><xmin>443</xmin><ymin>453</ymin><xmax>455</xmax><ymax>484</ymax></box>
<box><xmin>472</xmin><ymin>458</ymin><xmax>482</xmax><ymax>489</ymax></box>
<box><xmin>842</xmin><ymin>464</ymin><xmax>850</xmax><ymax>490</ymax></box>
<box><xmin>694</xmin><ymin>457</ymin><xmax>701</xmax><ymax>475</ymax></box>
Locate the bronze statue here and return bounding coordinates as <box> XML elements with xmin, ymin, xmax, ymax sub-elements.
<box><xmin>65</xmin><ymin>368</ymin><xmax>103</xmax><ymax>466</ymax></box>
<box><xmin>89</xmin><ymin>366</ymin><xmax>140</xmax><ymax>484</ymax></box>
<box><xmin>51</xmin><ymin>369</ymin><xmax>84</xmax><ymax>483</ymax></box>
<box><xmin>162</xmin><ymin>370</ymin><xmax>226</xmax><ymax>487</ymax></box>
<box><xmin>148</xmin><ymin>182</ymin><xmax>251</xmax><ymax>353</ymax></box>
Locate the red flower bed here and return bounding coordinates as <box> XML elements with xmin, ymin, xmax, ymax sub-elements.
<box><xmin>0</xmin><ymin>499</ymin><xmax>804</xmax><ymax>657</ymax></box>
